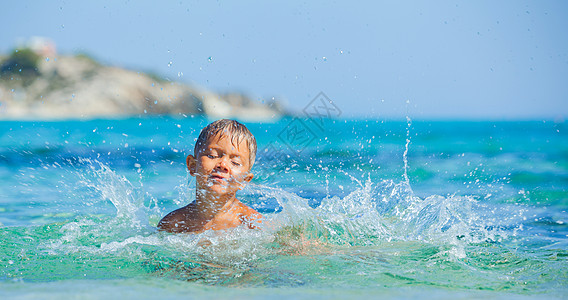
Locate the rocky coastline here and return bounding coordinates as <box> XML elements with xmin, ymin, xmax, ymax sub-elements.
<box><xmin>0</xmin><ymin>50</ymin><xmax>284</xmax><ymax>121</ymax></box>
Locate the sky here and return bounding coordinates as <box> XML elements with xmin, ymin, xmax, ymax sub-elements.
<box><xmin>1</xmin><ymin>0</ymin><xmax>567</xmax><ymax>120</ymax></box>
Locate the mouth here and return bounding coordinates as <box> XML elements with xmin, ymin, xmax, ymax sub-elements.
<box><xmin>209</xmin><ymin>173</ymin><xmax>228</xmax><ymax>183</ymax></box>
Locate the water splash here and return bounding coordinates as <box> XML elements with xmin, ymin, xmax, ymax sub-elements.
<box><xmin>35</xmin><ymin>157</ymin><xmax>529</xmax><ymax>281</ymax></box>
<box><xmin>403</xmin><ymin>116</ymin><xmax>412</xmax><ymax>183</ymax></box>
<box><xmin>2</xmin><ymin>157</ymin><xmax>560</xmax><ymax>291</ymax></box>
<box><xmin>249</xmin><ymin>178</ymin><xmax>510</xmax><ymax>254</ymax></box>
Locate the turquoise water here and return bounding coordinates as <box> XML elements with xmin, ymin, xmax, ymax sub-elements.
<box><xmin>1</xmin><ymin>117</ymin><xmax>567</xmax><ymax>299</ymax></box>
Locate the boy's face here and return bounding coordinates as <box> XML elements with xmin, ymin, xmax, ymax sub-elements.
<box><xmin>187</xmin><ymin>134</ymin><xmax>253</xmax><ymax>197</ymax></box>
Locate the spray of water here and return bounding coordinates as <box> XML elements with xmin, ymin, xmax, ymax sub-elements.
<box><xmin>37</xmin><ymin>143</ymin><xmax>523</xmax><ymax>282</ymax></box>
<box><xmin>403</xmin><ymin>116</ymin><xmax>412</xmax><ymax>184</ymax></box>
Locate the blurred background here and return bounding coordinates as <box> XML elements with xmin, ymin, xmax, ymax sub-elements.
<box><xmin>1</xmin><ymin>0</ymin><xmax>567</xmax><ymax>120</ymax></box>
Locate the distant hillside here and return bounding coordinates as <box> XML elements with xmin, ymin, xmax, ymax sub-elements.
<box><xmin>0</xmin><ymin>49</ymin><xmax>284</xmax><ymax>121</ymax></box>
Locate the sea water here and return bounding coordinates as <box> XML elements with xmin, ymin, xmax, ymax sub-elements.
<box><xmin>0</xmin><ymin>117</ymin><xmax>566</xmax><ymax>299</ymax></box>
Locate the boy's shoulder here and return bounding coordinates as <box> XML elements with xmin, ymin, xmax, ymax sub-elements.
<box><xmin>157</xmin><ymin>200</ymin><xmax>262</xmax><ymax>233</ymax></box>
<box><xmin>157</xmin><ymin>204</ymin><xmax>198</xmax><ymax>233</ymax></box>
<box><xmin>233</xmin><ymin>199</ymin><xmax>263</xmax><ymax>227</ymax></box>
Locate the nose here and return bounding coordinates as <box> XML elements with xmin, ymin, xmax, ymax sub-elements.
<box><xmin>215</xmin><ymin>155</ymin><xmax>230</xmax><ymax>172</ymax></box>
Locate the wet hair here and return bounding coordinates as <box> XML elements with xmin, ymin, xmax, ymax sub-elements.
<box><xmin>194</xmin><ymin>119</ymin><xmax>257</xmax><ymax>168</ymax></box>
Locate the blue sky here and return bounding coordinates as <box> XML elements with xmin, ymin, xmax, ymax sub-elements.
<box><xmin>2</xmin><ymin>1</ymin><xmax>567</xmax><ymax>119</ymax></box>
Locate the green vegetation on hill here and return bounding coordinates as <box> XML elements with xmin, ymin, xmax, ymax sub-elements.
<box><xmin>0</xmin><ymin>48</ymin><xmax>41</xmax><ymax>86</ymax></box>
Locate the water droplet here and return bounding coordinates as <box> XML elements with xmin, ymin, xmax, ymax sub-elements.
<box><xmin>46</xmin><ymin>57</ymin><xmax>50</xmax><ymax>62</ymax></box>
<box><xmin>322</xmin><ymin>56</ymin><xmax>327</xmax><ymax>61</ymax></box>
<box><xmin>208</xmin><ymin>56</ymin><xmax>213</xmax><ymax>62</ymax></box>
<box><xmin>168</xmin><ymin>61</ymin><xmax>173</xmax><ymax>67</ymax></box>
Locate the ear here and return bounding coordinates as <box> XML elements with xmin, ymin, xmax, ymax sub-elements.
<box><xmin>243</xmin><ymin>172</ymin><xmax>254</xmax><ymax>183</ymax></box>
<box><xmin>186</xmin><ymin>154</ymin><xmax>197</xmax><ymax>176</ymax></box>
<box><xmin>237</xmin><ymin>172</ymin><xmax>254</xmax><ymax>191</ymax></box>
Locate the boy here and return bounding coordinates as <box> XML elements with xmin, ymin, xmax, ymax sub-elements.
<box><xmin>158</xmin><ymin>119</ymin><xmax>262</xmax><ymax>233</ymax></box>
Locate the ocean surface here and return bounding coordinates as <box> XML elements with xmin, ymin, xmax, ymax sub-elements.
<box><xmin>0</xmin><ymin>116</ymin><xmax>566</xmax><ymax>299</ymax></box>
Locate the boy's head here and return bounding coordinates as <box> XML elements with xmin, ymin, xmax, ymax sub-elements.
<box><xmin>194</xmin><ymin>119</ymin><xmax>257</xmax><ymax>169</ymax></box>
<box><xmin>187</xmin><ymin>119</ymin><xmax>257</xmax><ymax>197</ymax></box>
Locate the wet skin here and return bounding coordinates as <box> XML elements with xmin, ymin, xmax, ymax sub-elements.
<box><xmin>158</xmin><ymin>134</ymin><xmax>262</xmax><ymax>233</ymax></box>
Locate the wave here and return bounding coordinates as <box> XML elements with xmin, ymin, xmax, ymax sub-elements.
<box><xmin>2</xmin><ymin>159</ymin><xmax>565</xmax><ymax>290</ymax></box>
<box><xmin>40</xmin><ymin>160</ymin><xmax>524</xmax><ymax>261</ymax></box>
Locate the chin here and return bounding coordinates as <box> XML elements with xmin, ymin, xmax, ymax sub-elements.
<box><xmin>207</xmin><ymin>185</ymin><xmax>237</xmax><ymax>196</ymax></box>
